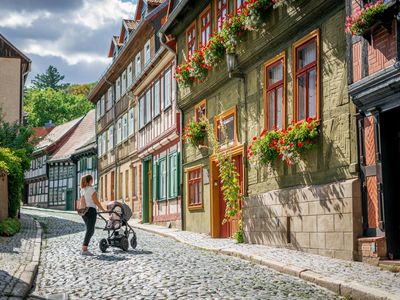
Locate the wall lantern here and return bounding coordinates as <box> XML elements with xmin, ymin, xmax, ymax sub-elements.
<box><xmin>226</xmin><ymin>52</ymin><xmax>237</xmax><ymax>78</ymax></box>
<box><xmin>226</xmin><ymin>52</ymin><xmax>244</xmax><ymax>78</ymax></box>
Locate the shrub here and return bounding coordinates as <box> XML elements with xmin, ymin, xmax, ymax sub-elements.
<box><xmin>345</xmin><ymin>0</ymin><xmax>387</xmax><ymax>35</ymax></box>
<box><xmin>0</xmin><ymin>218</ymin><xmax>21</xmax><ymax>236</ymax></box>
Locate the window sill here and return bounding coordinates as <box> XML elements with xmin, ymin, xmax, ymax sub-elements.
<box><xmin>188</xmin><ymin>204</ymin><xmax>204</xmax><ymax>212</ymax></box>
<box><xmin>164</xmin><ymin>104</ymin><xmax>172</xmax><ymax>111</ymax></box>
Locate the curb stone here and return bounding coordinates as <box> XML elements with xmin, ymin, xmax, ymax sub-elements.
<box><xmin>7</xmin><ymin>218</ymin><xmax>42</xmax><ymax>299</ymax></box>
<box><xmin>131</xmin><ymin>224</ymin><xmax>400</xmax><ymax>300</ymax></box>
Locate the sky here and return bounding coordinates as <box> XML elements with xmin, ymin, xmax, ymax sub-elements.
<box><xmin>0</xmin><ymin>0</ymin><xmax>137</xmax><ymax>86</ymax></box>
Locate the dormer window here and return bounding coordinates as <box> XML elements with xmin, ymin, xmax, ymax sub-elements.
<box><xmin>124</xmin><ymin>28</ymin><xmax>129</xmax><ymax>44</ymax></box>
<box><xmin>144</xmin><ymin>40</ymin><xmax>151</xmax><ymax>65</ymax></box>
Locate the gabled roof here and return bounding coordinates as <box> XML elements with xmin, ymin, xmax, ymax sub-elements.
<box><xmin>108</xmin><ymin>35</ymin><xmax>123</xmax><ymax>58</ymax></box>
<box><xmin>30</xmin><ymin>127</ymin><xmax>54</xmax><ymax>144</ymax></box>
<box><xmin>118</xmin><ymin>19</ymin><xmax>138</xmax><ymax>44</ymax></box>
<box><xmin>135</xmin><ymin>0</ymin><xmax>166</xmax><ymax>22</ymax></box>
<box><xmin>34</xmin><ymin>118</ymin><xmax>82</xmax><ymax>154</ymax></box>
<box><xmin>48</xmin><ymin>110</ymin><xmax>95</xmax><ymax>163</ymax></box>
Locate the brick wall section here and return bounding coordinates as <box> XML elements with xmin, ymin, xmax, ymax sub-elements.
<box><xmin>368</xmin><ymin>24</ymin><xmax>397</xmax><ymax>76</ymax></box>
<box><xmin>352</xmin><ymin>41</ymin><xmax>362</xmax><ymax>82</ymax></box>
<box><xmin>243</xmin><ymin>179</ymin><xmax>363</xmax><ymax>260</ymax></box>
<box><xmin>363</xmin><ymin>116</ymin><xmax>379</xmax><ymax>229</ymax></box>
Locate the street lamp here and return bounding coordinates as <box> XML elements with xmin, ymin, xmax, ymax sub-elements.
<box><xmin>226</xmin><ymin>52</ymin><xmax>237</xmax><ymax>78</ymax></box>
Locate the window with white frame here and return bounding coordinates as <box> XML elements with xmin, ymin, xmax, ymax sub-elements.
<box><xmin>127</xmin><ymin>63</ymin><xmax>133</xmax><ymax>87</ymax></box>
<box><xmin>153</xmin><ymin>80</ymin><xmax>160</xmax><ymax>118</ymax></box>
<box><xmin>159</xmin><ymin>157</ymin><xmax>167</xmax><ymax>200</ymax></box>
<box><xmin>139</xmin><ymin>96</ymin><xmax>145</xmax><ymax>129</ymax></box>
<box><xmin>108</xmin><ymin>125</ymin><xmax>114</xmax><ymax>150</ymax></box>
<box><xmin>117</xmin><ymin>119</ymin><xmax>122</xmax><ymax>144</ymax></box>
<box><xmin>164</xmin><ymin>68</ymin><xmax>171</xmax><ymax>108</ymax></box>
<box><xmin>144</xmin><ymin>40</ymin><xmax>151</xmax><ymax>65</ymax></box>
<box><xmin>107</xmin><ymin>87</ymin><xmax>113</xmax><ymax>111</ymax></box>
<box><xmin>100</xmin><ymin>96</ymin><xmax>105</xmax><ymax>116</ymax></box>
<box><xmin>122</xmin><ymin>113</ymin><xmax>128</xmax><ymax>140</ymax></box>
<box><xmin>98</xmin><ymin>135</ymin><xmax>102</xmax><ymax>156</ymax></box>
<box><xmin>135</xmin><ymin>53</ymin><xmax>141</xmax><ymax>78</ymax></box>
<box><xmin>122</xmin><ymin>70</ymin><xmax>127</xmax><ymax>95</ymax></box>
<box><xmin>128</xmin><ymin>108</ymin><xmax>134</xmax><ymax>136</ymax></box>
<box><xmin>116</xmin><ymin>77</ymin><xmax>121</xmax><ymax>101</ymax></box>
<box><xmin>145</xmin><ymin>89</ymin><xmax>151</xmax><ymax>125</ymax></box>
<box><xmin>96</xmin><ymin>102</ymin><xmax>101</xmax><ymax>120</ymax></box>
<box><xmin>102</xmin><ymin>132</ymin><xmax>107</xmax><ymax>154</ymax></box>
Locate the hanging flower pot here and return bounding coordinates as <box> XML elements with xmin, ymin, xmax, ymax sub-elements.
<box><xmin>183</xmin><ymin>119</ymin><xmax>208</xmax><ymax>148</ymax></box>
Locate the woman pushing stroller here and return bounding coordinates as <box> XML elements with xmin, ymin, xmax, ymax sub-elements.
<box><xmin>78</xmin><ymin>174</ymin><xmax>106</xmax><ymax>256</ymax></box>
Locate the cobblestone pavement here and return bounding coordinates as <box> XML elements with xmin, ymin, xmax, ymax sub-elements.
<box><xmin>133</xmin><ymin>222</ymin><xmax>400</xmax><ymax>297</ymax></box>
<box><xmin>24</xmin><ymin>209</ymin><xmax>342</xmax><ymax>299</ymax></box>
<box><xmin>0</xmin><ymin>214</ymin><xmax>37</xmax><ymax>297</ymax></box>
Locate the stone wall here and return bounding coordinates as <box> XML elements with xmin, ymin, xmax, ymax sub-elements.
<box><xmin>0</xmin><ymin>175</ymin><xmax>8</xmax><ymax>221</ymax></box>
<box><xmin>243</xmin><ymin>179</ymin><xmax>363</xmax><ymax>260</ymax></box>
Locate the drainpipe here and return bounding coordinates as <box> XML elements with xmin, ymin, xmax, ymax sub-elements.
<box><xmin>159</xmin><ymin>32</ymin><xmax>185</xmax><ymax>230</ymax></box>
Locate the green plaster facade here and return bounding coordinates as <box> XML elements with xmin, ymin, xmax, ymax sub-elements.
<box><xmin>167</xmin><ymin>0</ymin><xmax>361</xmax><ymax>256</ymax></box>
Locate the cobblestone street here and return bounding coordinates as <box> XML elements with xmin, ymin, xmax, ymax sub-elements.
<box><xmin>24</xmin><ymin>209</ymin><xmax>341</xmax><ymax>299</ymax></box>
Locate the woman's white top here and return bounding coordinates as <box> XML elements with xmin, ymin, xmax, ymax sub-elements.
<box><xmin>80</xmin><ymin>186</ymin><xmax>96</xmax><ymax>208</ymax></box>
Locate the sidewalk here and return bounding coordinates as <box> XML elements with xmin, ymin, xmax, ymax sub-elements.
<box><xmin>129</xmin><ymin>221</ymin><xmax>400</xmax><ymax>300</ymax></box>
<box><xmin>0</xmin><ymin>214</ymin><xmax>42</xmax><ymax>299</ymax></box>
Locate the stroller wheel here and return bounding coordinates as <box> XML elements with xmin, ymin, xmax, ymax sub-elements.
<box><xmin>130</xmin><ymin>233</ymin><xmax>137</xmax><ymax>249</ymax></box>
<box><xmin>99</xmin><ymin>238</ymin><xmax>108</xmax><ymax>253</ymax></box>
<box><xmin>120</xmin><ymin>236</ymin><xmax>129</xmax><ymax>251</ymax></box>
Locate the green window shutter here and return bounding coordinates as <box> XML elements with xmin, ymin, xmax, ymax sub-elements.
<box><xmin>152</xmin><ymin>160</ymin><xmax>158</xmax><ymax>200</ymax></box>
<box><xmin>168</xmin><ymin>152</ymin><xmax>179</xmax><ymax>198</ymax></box>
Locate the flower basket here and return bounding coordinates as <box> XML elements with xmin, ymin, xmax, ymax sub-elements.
<box><xmin>242</xmin><ymin>0</ymin><xmax>274</xmax><ymax>31</ymax></box>
<box><xmin>221</xmin><ymin>14</ymin><xmax>245</xmax><ymax>54</ymax></box>
<box><xmin>345</xmin><ymin>0</ymin><xmax>388</xmax><ymax>36</ymax></box>
<box><xmin>175</xmin><ymin>62</ymin><xmax>194</xmax><ymax>89</ymax></box>
<box><xmin>204</xmin><ymin>33</ymin><xmax>226</xmax><ymax>66</ymax></box>
<box><xmin>183</xmin><ymin>120</ymin><xmax>208</xmax><ymax>148</ymax></box>
<box><xmin>248</xmin><ymin>118</ymin><xmax>319</xmax><ymax>167</ymax></box>
<box><xmin>189</xmin><ymin>50</ymin><xmax>211</xmax><ymax>82</ymax></box>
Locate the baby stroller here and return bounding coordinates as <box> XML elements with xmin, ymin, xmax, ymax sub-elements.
<box><xmin>97</xmin><ymin>201</ymin><xmax>137</xmax><ymax>252</ymax></box>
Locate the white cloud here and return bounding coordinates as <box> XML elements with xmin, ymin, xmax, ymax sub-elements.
<box><xmin>73</xmin><ymin>0</ymin><xmax>136</xmax><ymax>29</ymax></box>
<box><xmin>0</xmin><ymin>10</ymin><xmax>51</xmax><ymax>28</ymax></box>
<box><xmin>23</xmin><ymin>42</ymin><xmax>111</xmax><ymax>65</ymax></box>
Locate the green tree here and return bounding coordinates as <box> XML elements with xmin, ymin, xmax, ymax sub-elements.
<box><xmin>31</xmin><ymin>65</ymin><xmax>69</xmax><ymax>90</ymax></box>
<box><xmin>66</xmin><ymin>82</ymin><xmax>97</xmax><ymax>98</ymax></box>
<box><xmin>24</xmin><ymin>88</ymin><xmax>93</xmax><ymax>127</ymax></box>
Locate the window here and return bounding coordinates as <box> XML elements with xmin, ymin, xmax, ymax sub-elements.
<box><xmin>195</xmin><ymin>99</ymin><xmax>206</xmax><ymax>122</ymax></box>
<box><xmin>116</xmin><ymin>77</ymin><xmax>121</xmax><ymax>101</ymax></box>
<box><xmin>122</xmin><ymin>113</ymin><xmax>128</xmax><ymax>140</ymax></box>
<box><xmin>235</xmin><ymin>0</ymin><xmax>245</xmax><ymax>12</ymax></box>
<box><xmin>98</xmin><ymin>135</ymin><xmax>102</xmax><ymax>157</ymax></box>
<box><xmin>153</xmin><ymin>160</ymin><xmax>158</xmax><ymax>200</ymax></box>
<box><xmin>107</xmin><ymin>87</ymin><xmax>113</xmax><ymax>111</ymax></box>
<box><xmin>117</xmin><ymin>119</ymin><xmax>122</xmax><ymax>143</ymax></box>
<box><xmin>216</xmin><ymin>0</ymin><xmax>228</xmax><ymax>32</ymax></box>
<box><xmin>159</xmin><ymin>157</ymin><xmax>167</xmax><ymax>200</ymax></box>
<box><xmin>215</xmin><ymin>107</ymin><xmax>237</xmax><ymax>147</ymax></box>
<box><xmin>294</xmin><ymin>30</ymin><xmax>319</xmax><ymax>122</ymax></box>
<box><xmin>187</xmin><ymin>166</ymin><xmax>203</xmax><ymax>209</ymax></box>
<box><xmin>127</xmin><ymin>63</ymin><xmax>133</xmax><ymax>87</ymax></box>
<box><xmin>100</xmin><ymin>96</ymin><xmax>105</xmax><ymax>116</ymax></box>
<box><xmin>139</xmin><ymin>96</ymin><xmax>145</xmax><ymax>129</ymax></box>
<box><xmin>145</xmin><ymin>89</ymin><xmax>151</xmax><ymax>124</ymax></box>
<box><xmin>87</xmin><ymin>157</ymin><xmax>93</xmax><ymax>170</ymax></box>
<box><xmin>199</xmin><ymin>7</ymin><xmax>211</xmax><ymax>48</ymax></box>
<box><xmin>164</xmin><ymin>68</ymin><xmax>171</xmax><ymax>108</ymax></box>
<box><xmin>128</xmin><ymin>107</ymin><xmax>134</xmax><ymax>136</ymax></box>
<box><xmin>153</xmin><ymin>80</ymin><xmax>160</xmax><ymax>118</ymax></box>
<box><xmin>96</xmin><ymin>102</ymin><xmax>100</xmax><ymax>120</ymax></box>
<box><xmin>168</xmin><ymin>152</ymin><xmax>179</xmax><ymax>198</ymax></box>
<box><xmin>122</xmin><ymin>70</ymin><xmax>127</xmax><ymax>95</ymax></box>
<box><xmin>186</xmin><ymin>22</ymin><xmax>196</xmax><ymax>56</ymax></box>
<box><xmin>108</xmin><ymin>125</ymin><xmax>114</xmax><ymax>150</ymax></box>
<box><xmin>135</xmin><ymin>53</ymin><xmax>141</xmax><ymax>78</ymax></box>
<box><xmin>264</xmin><ymin>53</ymin><xmax>285</xmax><ymax>130</ymax></box>
<box><xmin>144</xmin><ymin>40</ymin><xmax>151</xmax><ymax>65</ymax></box>
<box><xmin>102</xmin><ymin>133</ymin><xmax>107</xmax><ymax>154</ymax></box>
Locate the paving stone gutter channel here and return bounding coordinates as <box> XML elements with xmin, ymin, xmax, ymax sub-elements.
<box><xmin>129</xmin><ymin>222</ymin><xmax>400</xmax><ymax>300</ymax></box>
<box><xmin>1</xmin><ymin>214</ymin><xmax>42</xmax><ymax>299</ymax></box>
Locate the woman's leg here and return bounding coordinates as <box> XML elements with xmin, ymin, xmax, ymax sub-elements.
<box><xmin>82</xmin><ymin>208</ymin><xmax>97</xmax><ymax>251</ymax></box>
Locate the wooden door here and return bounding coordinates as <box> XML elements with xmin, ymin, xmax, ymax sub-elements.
<box><xmin>110</xmin><ymin>171</ymin><xmax>115</xmax><ymax>201</ymax></box>
<box><xmin>217</xmin><ymin>154</ymin><xmax>243</xmax><ymax>238</ymax></box>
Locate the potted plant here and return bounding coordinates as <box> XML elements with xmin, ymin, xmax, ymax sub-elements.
<box><xmin>203</xmin><ymin>33</ymin><xmax>226</xmax><ymax>67</ymax></box>
<box><xmin>189</xmin><ymin>50</ymin><xmax>211</xmax><ymax>82</ymax></box>
<box><xmin>345</xmin><ymin>0</ymin><xmax>388</xmax><ymax>36</ymax></box>
<box><xmin>175</xmin><ymin>61</ymin><xmax>194</xmax><ymax>89</ymax></box>
<box><xmin>183</xmin><ymin>119</ymin><xmax>208</xmax><ymax>148</ymax></box>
